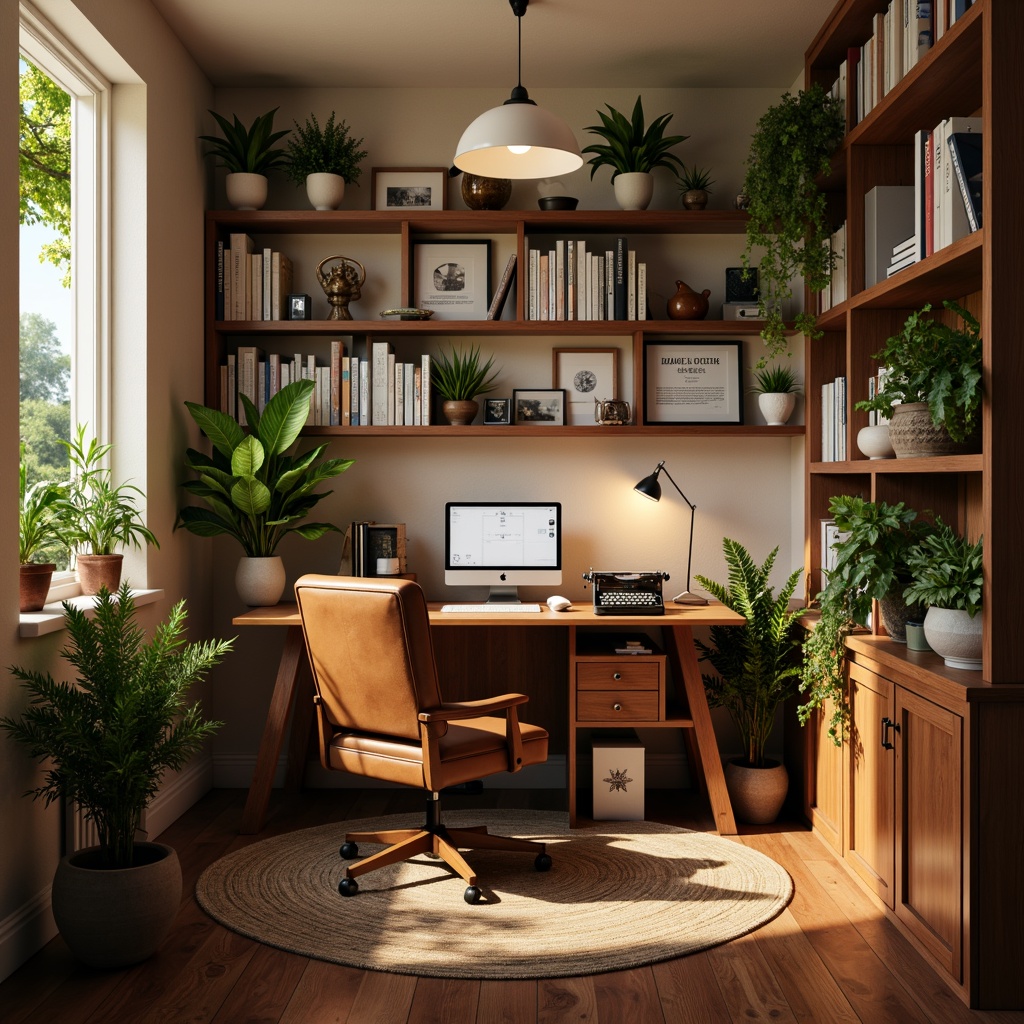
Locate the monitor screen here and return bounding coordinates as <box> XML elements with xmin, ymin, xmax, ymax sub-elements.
<box><xmin>444</xmin><ymin>502</ymin><xmax>562</xmax><ymax>600</ymax></box>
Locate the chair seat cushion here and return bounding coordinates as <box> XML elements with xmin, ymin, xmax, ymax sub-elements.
<box><xmin>328</xmin><ymin>715</ymin><xmax>549</xmax><ymax>790</ymax></box>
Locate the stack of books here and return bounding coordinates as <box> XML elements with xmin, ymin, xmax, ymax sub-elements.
<box><xmin>887</xmin><ymin>235</ymin><xmax>917</xmax><ymax>277</ymax></box>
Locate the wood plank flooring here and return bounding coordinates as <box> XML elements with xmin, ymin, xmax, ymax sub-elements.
<box><xmin>2</xmin><ymin>787</ymin><xmax>1023</xmax><ymax>1024</ymax></box>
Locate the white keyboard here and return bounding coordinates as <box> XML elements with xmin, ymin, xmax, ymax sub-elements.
<box><xmin>440</xmin><ymin>603</ymin><xmax>542</xmax><ymax>613</ymax></box>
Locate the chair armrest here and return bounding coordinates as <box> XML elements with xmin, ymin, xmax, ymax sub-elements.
<box><xmin>418</xmin><ymin>693</ymin><xmax>528</xmax><ymax>723</ymax></box>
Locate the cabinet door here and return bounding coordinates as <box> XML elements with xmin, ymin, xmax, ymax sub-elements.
<box><xmin>803</xmin><ymin>700</ymin><xmax>844</xmax><ymax>854</ymax></box>
<box><xmin>846</xmin><ymin>662</ymin><xmax>895</xmax><ymax>907</ymax></box>
<box><xmin>895</xmin><ymin>687</ymin><xmax>963</xmax><ymax>981</ymax></box>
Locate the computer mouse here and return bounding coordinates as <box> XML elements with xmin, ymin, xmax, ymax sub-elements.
<box><xmin>547</xmin><ymin>595</ymin><xmax>572</xmax><ymax>612</ymax></box>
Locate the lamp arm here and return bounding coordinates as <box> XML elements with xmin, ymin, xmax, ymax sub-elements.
<box><xmin>659</xmin><ymin>462</ymin><xmax>701</xmax><ymax>599</ymax></box>
<box><xmin>659</xmin><ymin>464</ymin><xmax>696</xmax><ymax>512</ymax></box>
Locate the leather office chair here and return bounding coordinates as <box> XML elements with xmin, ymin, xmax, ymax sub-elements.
<box><xmin>293</xmin><ymin>574</ymin><xmax>552</xmax><ymax>904</ymax></box>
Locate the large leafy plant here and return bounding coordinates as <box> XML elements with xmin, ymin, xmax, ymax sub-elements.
<box><xmin>199</xmin><ymin>108</ymin><xmax>290</xmax><ymax>175</ymax></box>
<box><xmin>582</xmin><ymin>95</ymin><xmax>688</xmax><ymax>180</ymax></box>
<box><xmin>285</xmin><ymin>112</ymin><xmax>367</xmax><ymax>185</ymax></box>
<box><xmin>177</xmin><ymin>378</ymin><xmax>353</xmax><ymax>557</ymax></box>
<box><xmin>741</xmin><ymin>83</ymin><xmax>845</xmax><ymax>364</ymax></box>
<box><xmin>854</xmin><ymin>300</ymin><xmax>982</xmax><ymax>443</ymax></box>
<box><xmin>694</xmin><ymin>538</ymin><xmax>806</xmax><ymax>767</ymax></box>
<box><xmin>1</xmin><ymin>584</ymin><xmax>230</xmax><ymax>869</ymax></box>
<box><xmin>904</xmin><ymin>523</ymin><xmax>983</xmax><ymax>617</ymax></box>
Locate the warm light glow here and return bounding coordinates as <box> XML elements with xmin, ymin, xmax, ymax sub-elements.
<box><xmin>508</xmin><ymin>145</ymin><xmax>531</xmax><ymax>155</ymax></box>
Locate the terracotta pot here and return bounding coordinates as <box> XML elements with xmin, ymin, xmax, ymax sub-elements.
<box><xmin>20</xmin><ymin>563</ymin><xmax>56</xmax><ymax>612</ymax></box>
<box><xmin>887</xmin><ymin>402</ymin><xmax>980</xmax><ymax>458</ymax></box>
<box><xmin>462</xmin><ymin>173</ymin><xmax>512</xmax><ymax>210</ymax></box>
<box><xmin>667</xmin><ymin>280</ymin><xmax>711</xmax><ymax>320</ymax></box>
<box><xmin>77</xmin><ymin>553</ymin><xmax>124</xmax><ymax>596</ymax></box>
<box><xmin>52</xmin><ymin>842</ymin><xmax>181</xmax><ymax>969</ymax></box>
<box><xmin>442</xmin><ymin>399</ymin><xmax>479</xmax><ymax>425</ymax></box>
<box><xmin>235</xmin><ymin>555</ymin><xmax>287</xmax><ymax>607</ymax></box>
<box><xmin>724</xmin><ymin>758</ymin><xmax>789</xmax><ymax>825</ymax></box>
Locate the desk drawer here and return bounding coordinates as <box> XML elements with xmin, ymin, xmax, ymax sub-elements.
<box><xmin>577</xmin><ymin>690</ymin><xmax>659</xmax><ymax>721</ymax></box>
<box><xmin>577</xmin><ymin>662</ymin><xmax>660</xmax><ymax>690</ymax></box>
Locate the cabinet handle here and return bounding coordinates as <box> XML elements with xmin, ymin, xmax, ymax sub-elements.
<box><xmin>613</xmin><ymin>672</ymin><xmax>622</xmax><ymax>681</ymax></box>
<box><xmin>881</xmin><ymin>716</ymin><xmax>900</xmax><ymax>750</ymax></box>
<box><xmin>612</xmin><ymin>703</ymin><xmax>622</xmax><ymax>712</ymax></box>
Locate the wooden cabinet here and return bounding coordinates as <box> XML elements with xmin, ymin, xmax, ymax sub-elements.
<box><xmin>799</xmin><ymin>1</ymin><xmax>1024</xmax><ymax>1008</ymax></box>
<box><xmin>203</xmin><ymin>209</ymin><xmax>803</xmax><ymax>438</ymax></box>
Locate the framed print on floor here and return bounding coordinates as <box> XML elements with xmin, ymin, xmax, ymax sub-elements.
<box><xmin>553</xmin><ymin>347</ymin><xmax>618</xmax><ymax>425</ymax></box>
<box><xmin>513</xmin><ymin>389</ymin><xmax>565</xmax><ymax>425</ymax></box>
<box><xmin>643</xmin><ymin>340</ymin><xmax>743</xmax><ymax>425</ymax></box>
<box><xmin>371</xmin><ymin>167</ymin><xmax>448</xmax><ymax>211</ymax></box>
<box><xmin>412</xmin><ymin>240</ymin><xmax>491</xmax><ymax>320</ymax></box>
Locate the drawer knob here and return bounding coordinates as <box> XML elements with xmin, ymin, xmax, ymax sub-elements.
<box><xmin>613</xmin><ymin>703</ymin><xmax>622</xmax><ymax>712</ymax></box>
<box><xmin>613</xmin><ymin>672</ymin><xmax>622</xmax><ymax>681</ymax></box>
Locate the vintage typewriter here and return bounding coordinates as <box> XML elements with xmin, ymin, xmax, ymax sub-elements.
<box><xmin>582</xmin><ymin>570</ymin><xmax>670</xmax><ymax>615</ymax></box>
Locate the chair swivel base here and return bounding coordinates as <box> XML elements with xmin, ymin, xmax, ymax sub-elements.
<box><xmin>338</xmin><ymin>796</ymin><xmax>551</xmax><ymax>904</ymax></box>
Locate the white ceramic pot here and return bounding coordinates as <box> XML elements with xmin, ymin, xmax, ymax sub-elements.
<box><xmin>305</xmin><ymin>172</ymin><xmax>346</xmax><ymax>211</ymax></box>
<box><xmin>235</xmin><ymin>555</ymin><xmax>287</xmax><ymax>606</ymax></box>
<box><xmin>225</xmin><ymin>172</ymin><xmax>268</xmax><ymax>210</ymax></box>
<box><xmin>857</xmin><ymin>423</ymin><xmax>896</xmax><ymax>459</ymax></box>
<box><xmin>758</xmin><ymin>392</ymin><xmax>796</xmax><ymax>426</ymax></box>
<box><xmin>923</xmin><ymin>606</ymin><xmax>982</xmax><ymax>670</ymax></box>
<box><xmin>612</xmin><ymin>171</ymin><xmax>654</xmax><ymax>211</ymax></box>
<box><xmin>724</xmin><ymin>758</ymin><xmax>789</xmax><ymax>824</ymax></box>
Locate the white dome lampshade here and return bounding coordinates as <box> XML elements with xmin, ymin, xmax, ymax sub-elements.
<box><xmin>453</xmin><ymin>0</ymin><xmax>583</xmax><ymax>180</ymax></box>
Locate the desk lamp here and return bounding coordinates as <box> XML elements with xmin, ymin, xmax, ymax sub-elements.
<box><xmin>633</xmin><ymin>460</ymin><xmax>708</xmax><ymax>605</ymax></box>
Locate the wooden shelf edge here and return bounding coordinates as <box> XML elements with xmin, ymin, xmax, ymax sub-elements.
<box><xmin>810</xmin><ymin>454</ymin><xmax>982</xmax><ymax>474</ymax></box>
<box><xmin>304</xmin><ymin>424</ymin><xmax>805</xmax><ymax>438</ymax></box>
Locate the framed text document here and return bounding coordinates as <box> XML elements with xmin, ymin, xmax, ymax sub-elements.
<box><xmin>643</xmin><ymin>340</ymin><xmax>743</xmax><ymax>425</ymax></box>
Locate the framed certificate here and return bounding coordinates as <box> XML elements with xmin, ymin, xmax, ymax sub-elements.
<box><xmin>412</xmin><ymin>240</ymin><xmax>491</xmax><ymax>320</ymax></box>
<box><xmin>643</xmin><ymin>341</ymin><xmax>743</xmax><ymax>425</ymax></box>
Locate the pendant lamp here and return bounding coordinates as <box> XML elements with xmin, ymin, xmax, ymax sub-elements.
<box><xmin>453</xmin><ymin>0</ymin><xmax>582</xmax><ymax>180</ymax></box>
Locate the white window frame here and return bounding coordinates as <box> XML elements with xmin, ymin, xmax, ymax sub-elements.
<box><xmin>20</xmin><ymin>2</ymin><xmax>111</xmax><ymax>604</ymax></box>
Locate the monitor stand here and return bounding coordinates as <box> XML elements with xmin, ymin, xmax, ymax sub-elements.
<box><xmin>486</xmin><ymin>584</ymin><xmax>522</xmax><ymax>604</ymax></box>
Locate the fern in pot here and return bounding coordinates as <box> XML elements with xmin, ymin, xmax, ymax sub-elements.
<box><xmin>285</xmin><ymin>111</ymin><xmax>367</xmax><ymax>210</ymax></box>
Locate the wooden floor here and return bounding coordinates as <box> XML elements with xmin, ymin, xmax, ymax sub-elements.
<box><xmin>3</xmin><ymin>787</ymin><xmax>1023</xmax><ymax>1024</ymax></box>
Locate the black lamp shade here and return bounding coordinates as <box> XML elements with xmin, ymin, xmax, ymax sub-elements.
<box><xmin>634</xmin><ymin>471</ymin><xmax>662</xmax><ymax>501</ymax></box>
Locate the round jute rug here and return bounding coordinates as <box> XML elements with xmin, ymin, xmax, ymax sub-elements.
<box><xmin>195</xmin><ymin>810</ymin><xmax>792</xmax><ymax>979</ymax></box>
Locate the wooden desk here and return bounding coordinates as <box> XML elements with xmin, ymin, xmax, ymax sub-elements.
<box><xmin>233</xmin><ymin>602</ymin><xmax>743</xmax><ymax>835</ymax></box>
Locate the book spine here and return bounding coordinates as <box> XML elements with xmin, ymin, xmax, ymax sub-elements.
<box><xmin>486</xmin><ymin>253</ymin><xmax>516</xmax><ymax>320</ymax></box>
<box><xmin>387</xmin><ymin>353</ymin><xmax>396</xmax><ymax>425</ymax></box>
<box><xmin>394</xmin><ymin>360</ymin><xmax>404</xmax><ymax>426</ymax></box>
<box><xmin>215</xmin><ymin>241</ymin><xmax>225</xmax><ymax>321</ymax></box>
<box><xmin>413</xmin><ymin>365</ymin><xmax>422</xmax><ymax>425</ymax></box>
<box><xmin>539</xmin><ymin>253</ymin><xmax>549</xmax><ymax>321</ymax></box>
<box><xmin>576</xmin><ymin>240</ymin><xmax>587</xmax><ymax>320</ymax></box>
<box><xmin>227</xmin><ymin>353</ymin><xmax>236</xmax><ymax>420</ymax></box>
<box><xmin>947</xmin><ymin>132</ymin><xmax>981</xmax><ymax>232</ymax></box>
<box><xmin>360</xmin><ymin>360</ymin><xmax>370</xmax><ymax>426</ymax></box>
<box><xmin>350</xmin><ymin>356</ymin><xmax>360</xmax><ymax>426</ymax></box>
<box><xmin>638</xmin><ymin>262</ymin><xmax>647</xmax><ymax>320</ymax></box>
<box><xmin>404</xmin><ymin>362</ymin><xmax>416</xmax><ymax>425</ymax></box>
<box><xmin>627</xmin><ymin>250</ymin><xmax>637</xmax><ymax>320</ymax></box>
<box><xmin>330</xmin><ymin>340</ymin><xmax>342</xmax><ymax>427</ymax></box>
<box><xmin>372</xmin><ymin>342</ymin><xmax>391</xmax><ymax>425</ymax></box>
<box><xmin>566</xmin><ymin>240</ymin><xmax>576</xmax><ymax>321</ymax></box>
<box><xmin>614</xmin><ymin>238</ymin><xmax>627</xmax><ymax>320</ymax></box>
<box><xmin>341</xmin><ymin>356</ymin><xmax>351</xmax><ymax>426</ymax></box>
<box><xmin>262</xmin><ymin>247</ymin><xmax>273</xmax><ymax>321</ymax></box>
<box><xmin>555</xmin><ymin>239</ymin><xmax>565</xmax><ymax>320</ymax></box>
<box><xmin>421</xmin><ymin>354</ymin><xmax>431</xmax><ymax>425</ymax></box>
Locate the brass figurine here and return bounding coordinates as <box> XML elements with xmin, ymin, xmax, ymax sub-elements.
<box><xmin>316</xmin><ymin>255</ymin><xmax>366</xmax><ymax>320</ymax></box>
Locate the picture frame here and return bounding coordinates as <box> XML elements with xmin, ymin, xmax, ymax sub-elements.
<box><xmin>483</xmin><ymin>397</ymin><xmax>512</xmax><ymax>425</ymax></box>
<box><xmin>643</xmin><ymin>340</ymin><xmax>744</xmax><ymax>425</ymax></box>
<box><xmin>553</xmin><ymin>347</ymin><xmax>618</xmax><ymax>425</ymax></box>
<box><xmin>370</xmin><ymin>167</ymin><xmax>448</xmax><ymax>211</ymax></box>
<box><xmin>412</xmin><ymin>239</ymin><xmax>491</xmax><ymax>320</ymax></box>
<box><xmin>513</xmin><ymin>389</ymin><xmax>566</xmax><ymax>426</ymax></box>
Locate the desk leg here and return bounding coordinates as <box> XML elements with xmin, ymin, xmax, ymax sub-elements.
<box><xmin>666</xmin><ymin>626</ymin><xmax>737</xmax><ymax>835</ymax></box>
<box><xmin>240</xmin><ymin>625</ymin><xmax>306</xmax><ymax>834</ymax></box>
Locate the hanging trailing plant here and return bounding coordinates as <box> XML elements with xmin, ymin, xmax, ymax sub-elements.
<box><xmin>741</xmin><ymin>83</ymin><xmax>845</xmax><ymax>365</ymax></box>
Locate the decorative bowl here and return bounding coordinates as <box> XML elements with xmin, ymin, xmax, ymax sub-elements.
<box><xmin>379</xmin><ymin>308</ymin><xmax>433</xmax><ymax>321</ymax></box>
<box><xmin>538</xmin><ymin>196</ymin><xmax>579</xmax><ymax>211</ymax></box>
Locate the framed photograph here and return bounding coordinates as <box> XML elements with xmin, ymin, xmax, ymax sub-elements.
<box><xmin>643</xmin><ymin>340</ymin><xmax>744</xmax><ymax>425</ymax></box>
<box><xmin>371</xmin><ymin>167</ymin><xmax>448</xmax><ymax>211</ymax></box>
<box><xmin>553</xmin><ymin>347</ymin><xmax>618</xmax><ymax>425</ymax></box>
<box><xmin>483</xmin><ymin>397</ymin><xmax>512</xmax><ymax>425</ymax></box>
<box><xmin>412</xmin><ymin>239</ymin><xmax>491</xmax><ymax>320</ymax></box>
<box><xmin>513</xmin><ymin>389</ymin><xmax>565</xmax><ymax>426</ymax></box>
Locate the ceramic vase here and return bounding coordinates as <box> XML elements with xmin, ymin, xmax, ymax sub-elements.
<box><xmin>857</xmin><ymin>423</ymin><xmax>895</xmax><ymax>459</ymax></box>
<box><xmin>51</xmin><ymin>842</ymin><xmax>181</xmax><ymax>969</ymax></box>
<box><xmin>887</xmin><ymin>402</ymin><xmax>979</xmax><ymax>458</ymax></box>
<box><xmin>305</xmin><ymin>172</ymin><xmax>346</xmax><ymax>210</ymax></box>
<box><xmin>76</xmin><ymin>553</ymin><xmax>124</xmax><ymax>596</ymax></box>
<box><xmin>613</xmin><ymin>171</ymin><xmax>654</xmax><ymax>211</ymax></box>
<box><xmin>225</xmin><ymin>172</ymin><xmax>268</xmax><ymax>211</ymax></box>
<box><xmin>461</xmin><ymin>173</ymin><xmax>512</xmax><ymax>210</ymax></box>
<box><xmin>666</xmin><ymin>280</ymin><xmax>710</xmax><ymax>320</ymax></box>
<box><xmin>442</xmin><ymin>399</ymin><xmax>479</xmax><ymax>426</ymax></box>
<box><xmin>20</xmin><ymin>563</ymin><xmax>55</xmax><ymax>612</ymax></box>
<box><xmin>923</xmin><ymin>606</ymin><xmax>983</xmax><ymax>670</ymax></box>
<box><xmin>724</xmin><ymin>759</ymin><xmax>789</xmax><ymax>825</ymax></box>
<box><xmin>680</xmin><ymin>188</ymin><xmax>709</xmax><ymax>210</ymax></box>
<box><xmin>758</xmin><ymin>392</ymin><xmax>796</xmax><ymax>426</ymax></box>
<box><xmin>235</xmin><ymin>555</ymin><xmax>286</xmax><ymax>607</ymax></box>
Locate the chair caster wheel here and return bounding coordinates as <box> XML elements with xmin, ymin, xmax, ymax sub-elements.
<box><xmin>339</xmin><ymin>876</ymin><xmax>359</xmax><ymax>897</ymax></box>
<box><xmin>340</xmin><ymin>842</ymin><xmax>359</xmax><ymax>860</ymax></box>
<box><xmin>535</xmin><ymin>853</ymin><xmax>552</xmax><ymax>872</ymax></box>
<box><xmin>464</xmin><ymin>885</ymin><xmax>482</xmax><ymax>904</ymax></box>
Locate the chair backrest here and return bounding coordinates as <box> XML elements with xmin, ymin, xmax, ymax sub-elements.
<box><xmin>294</xmin><ymin>575</ymin><xmax>444</xmax><ymax>742</ymax></box>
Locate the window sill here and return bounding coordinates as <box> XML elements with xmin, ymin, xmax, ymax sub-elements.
<box><xmin>19</xmin><ymin>589</ymin><xmax>165</xmax><ymax>638</ymax></box>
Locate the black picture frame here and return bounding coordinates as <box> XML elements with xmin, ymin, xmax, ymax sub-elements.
<box><xmin>643</xmin><ymin>340</ymin><xmax>744</xmax><ymax>425</ymax></box>
<box><xmin>483</xmin><ymin>397</ymin><xmax>512</xmax><ymax>425</ymax></box>
<box><xmin>512</xmin><ymin>389</ymin><xmax>566</xmax><ymax>426</ymax></box>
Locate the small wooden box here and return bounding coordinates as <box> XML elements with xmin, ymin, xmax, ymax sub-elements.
<box><xmin>592</xmin><ymin>736</ymin><xmax>645</xmax><ymax>821</ymax></box>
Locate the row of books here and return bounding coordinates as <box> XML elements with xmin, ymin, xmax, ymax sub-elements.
<box><xmin>217</xmin><ymin>233</ymin><xmax>294</xmax><ymax>321</ymax></box>
<box><xmin>820</xmin><ymin>376</ymin><xmax>848</xmax><ymax>463</ymax></box>
<box><xmin>818</xmin><ymin>221</ymin><xmax>847</xmax><ymax>314</ymax></box>
<box><xmin>221</xmin><ymin>341</ymin><xmax>433</xmax><ymax>428</ymax></box>
<box><xmin>865</xmin><ymin>368</ymin><xmax>892</xmax><ymax>427</ymax></box>
<box><xmin>916</xmin><ymin>119</ymin><xmax>982</xmax><ymax>259</ymax></box>
<box><xmin>525</xmin><ymin>238</ymin><xmax>647</xmax><ymax>321</ymax></box>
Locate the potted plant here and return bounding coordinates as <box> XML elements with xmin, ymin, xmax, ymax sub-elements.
<box><xmin>581</xmin><ymin>95</ymin><xmax>688</xmax><ymax>210</ymax></box>
<box><xmin>432</xmin><ymin>345</ymin><xmax>501</xmax><ymax>425</ymax></box>
<box><xmin>19</xmin><ymin>442</ymin><xmax>66</xmax><ymax>612</ymax></box>
<box><xmin>694</xmin><ymin>538</ymin><xmax>806</xmax><ymax>824</ymax></box>
<box><xmin>0</xmin><ymin>583</ymin><xmax>231</xmax><ymax>968</ymax></box>
<box><xmin>904</xmin><ymin>522</ymin><xmax>984</xmax><ymax>670</ymax></box>
<box><xmin>177</xmin><ymin>377</ymin><xmax>354</xmax><ymax>606</ymax></box>
<box><xmin>199</xmin><ymin>107</ymin><xmax>290</xmax><ymax>210</ymax></box>
<box><xmin>54</xmin><ymin>425</ymin><xmax>159</xmax><ymax>595</ymax></box>
<box><xmin>749</xmin><ymin>363</ymin><xmax>801</xmax><ymax>425</ymax></box>
<box><xmin>741</xmin><ymin>83</ymin><xmax>845</xmax><ymax>364</ymax></box>
<box><xmin>284</xmin><ymin>111</ymin><xmax>367</xmax><ymax>211</ymax></box>
<box><xmin>675</xmin><ymin>164</ymin><xmax>714</xmax><ymax>210</ymax></box>
<box><xmin>854</xmin><ymin>300</ymin><xmax>982</xmax><ymax>457</ymax></box>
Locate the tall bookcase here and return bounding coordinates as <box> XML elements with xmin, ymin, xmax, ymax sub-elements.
<box><xmin>798</xmin><ymin>0</ymin><xmax>1024</xmax><ymax>1009</ymax></box>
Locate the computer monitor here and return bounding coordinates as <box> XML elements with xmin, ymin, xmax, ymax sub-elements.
<box><xmin>444</xmin><ymin>502</ymin><xmax>562</xmax><ymax>602</ymax></box>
